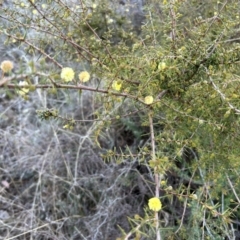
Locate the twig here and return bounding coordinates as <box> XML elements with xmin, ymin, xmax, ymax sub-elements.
<box><xmin>226</xmin><ymin>174</ymin><xmax>240</xmax><ymax>204</ymax></box>
<box><xmin>0</xmin><ymin>77</ymin><xmax>10</xmax><ymax>86</ymax></box>
<box><xmin>149</xmin><ymin>112</ymin><xmax>161</xmax><ymax>240</ymax></box>
<box><xmin>4</xmin><ymin>81</ymin><xmax>167</xmax><ymax>107</ymax></box>
<box><xmin>205</xmin><ymin>67</ymin><xmax>240</xmax><ymax>114</ymax></box>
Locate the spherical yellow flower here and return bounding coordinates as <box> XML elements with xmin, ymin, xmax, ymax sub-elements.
<box><xmin>144</xmin><ymin>96</ymin><xmax>154</xmax><ymax>105</ymax></box>
<box><xmin>112</xmin><ymin>80</ymin><xmax>122</xmax><ymax>91</ymax></box>
<box><xmin>190</xmin><ymin>194</ymin><xmax>198</xmax><ymax>200</ymax></box>
<box><xmin>61</xmin><ymin>67</ymin><xmax>75</xmax><ymax>82</ymax></box>
<box><xmin>158</xmin><ymin>62</ymin><xmax>166</xmax><ymax>71</ymax></box>
<box><xmin>160</xmin><ymin>180</ymin><xmax>167</xmax><ymax>186</ymax></box>
<box><xmin>17</xmin><ymin>81</ymin><xmax>29</xmax><ymax>96</ymax></box>
<box><xmin>107</xmin><ymin>18</ymin><xmax>114</xmax><ymax>24</ymax></box>
<box><xmin>148</xmin><ymin>197</ymin><xmax>162</xmax><ymax>212</ymax></box>
<box><xmin>0</xmin><ymin>60</ymin><xmax>14</xmax><ymax>73</ymax></box>
<box><xmin>79</xmin><ymin>71</ymin><xmax>90</xmax><ymax>82</ymax></box>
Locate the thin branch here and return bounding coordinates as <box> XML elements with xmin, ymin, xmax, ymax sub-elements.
<box><xmin>149</xmin><ymin>112</ymin><xmax>161</xmax><ymax>240</ymax></box>
<box><xmin>226</xmin><ymin>174</ymin><xmax>240</xmax><ymax>204</ymax></box>
<box><xmin>3</xmin><ymin>75</ymin><xmax>167</xmax><ymax>106</ymax></box>
<box><xmin>169</xmin><ymin>0</ymin><xmax>176</xmax><ymax>49</ymax></box>
<box><xmin>205</xmin><ymin>67</ymin><xmax>240</xmax><ymax>114</ymax></box>
<box><xmin>2</xmin><ymin>30</ymin><xmax>63</xmax><ymax>68</ymax></box>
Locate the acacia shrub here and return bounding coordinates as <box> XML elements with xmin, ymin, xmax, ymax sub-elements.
<box><xmin>1</xmin><ymin>0</ymin><xmax>240</xmax><ymax>239</ymax></box>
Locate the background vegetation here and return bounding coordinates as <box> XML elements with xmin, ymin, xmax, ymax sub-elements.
<box><xmin>1</xmin><ymin>0</ymin><xmax>240</xmax><ymax>239</ymax></box>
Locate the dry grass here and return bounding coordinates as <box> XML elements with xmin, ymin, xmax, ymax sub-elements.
<box><xmin>0</xmin><ymin>85</ymin><xmax>154</xmax><ymax>240</ymax></box>
<box><xmin>0</xmin><ymin>1</ymin><xmax>154</xmax><ymax>238</ymax></box>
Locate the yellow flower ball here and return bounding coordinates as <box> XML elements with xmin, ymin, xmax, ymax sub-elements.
<box><xmin>112</xmin><ymin>80</ymin><xmax>122</xmax><ymax>91</ymax></box>
<box><xmin>144</xmin><ymin>96</ymin><xmax>154</xmax><ymax>105</ymax></box>
<box><xmin>0</xmin><ymin>60</ymin><xmax>14</xmax><ymax>73</ymax></box>
<box><xmin>79</xmin><ymin>71</ymin><xmax>90</xmax><ymax>82</ymax></box>
<box><xmin>17</xmin><ymin>81</ymin><xmax>29</xmax><ymax>96</ymax></box>
<box><xmin>158</xmin><ymin>62</ymin><xmax>167</xmax><ymax>71</ymax></box>
<box><xmin>160</xmin><ymin>180</ymin><xmax>167</xmax><ymax>186</ymax></box>
<box><xmin>61</xmin><ymin>67</ymin><xmax>75</xmax><ymax>82</ymax></box>
<box><xmin>107</xmin><ymin>18</ymin><xmax>114</xmax><ymax>24</ymax></box>
<box><xmin>148</xmin><ymin>197</ymin><xmax>162</xmax><ymax>212</ymax></box>
<box><xmin>190</xmin><ymin>194</ymin><xmax>198</xmax><ymax>200</ymax></box>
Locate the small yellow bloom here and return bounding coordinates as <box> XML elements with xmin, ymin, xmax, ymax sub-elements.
<box><xmin>160</xmin><ymin>180</ymin><xmax>166</xmax><ymax>186</ymax></box>
<box><xmin>17</xmin><ymin>81</ymin><xmax>29</xmax><ymax>96</ymax></box>
<box><xmin>144</xmin><ymin>96</ymin><xmax>154</xmax><ymax>105</ymax></box>
<box><xmin>112</xmin><ymin>80</ymin><xmax>122</xmax><ymax>91</ymax></box>
<box><xmin>148</xmin><ymin>197</ymin><xmax>162</xmax><ymax>212</ymax></box>
<box><xmin>61</xmin><ymin>67</ymin><xmax>75</xmax><ymax>82</ymax></box>
<box><xmin>190</xmin><ymin>194</ymin><xmax>198</xmax><ymax>200</ymax></box>
<box><xmin>63</xmin><ymin>124</ymin><xmax>73</xmax><ymax>130</ymax></box>
<box><xmin>1</xmin><ymin>60</ymin><xmax>14</xmax><ymax>73</ymax></box>
<box><xmin>79</xmin><ymin>71</ymin><xmax>90</xmax><ymax>82</ymax></box>
<box><xmin>107</xmin><ymin>18</ymin><xmax>114</xmax><ymax>24</ymax></box>
<box><xmin>158</xmin><ymin>62</ymin><xmax>167</xmax><ymax>71</ymax></box>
